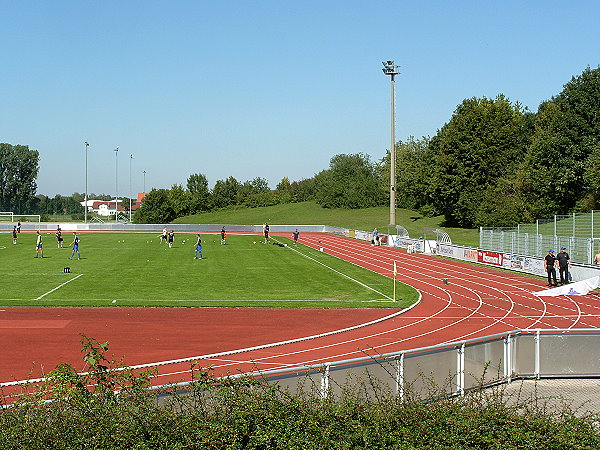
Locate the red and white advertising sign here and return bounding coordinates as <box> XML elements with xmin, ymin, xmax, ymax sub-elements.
<box><xmin>477</xmin><ymin>250</ymin><xmax>504</xmax><ymax>266</ymax></box>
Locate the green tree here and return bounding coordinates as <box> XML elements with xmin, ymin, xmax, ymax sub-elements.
<box><xmin>211</xmin><ymin>176</ymin><xmax>240</xmax><ymax>209</ymax></box>
<box><xmin>524</xmin><ymin>66</ymin><xmax>600</xmax><ymax>215</ymax></box>
<box><xmin>428</xmin><ymin>95</ymin><xmax>530</xmax><ymax>227</ymax></box>
<box><xmin>379</xmin><ymin>136</ymin><xmax>433</xmax><ymax>211</ymax></box>
<box><xmin>583</xmin><ymin>145</ymin><xmax>600</xmax><ymax>209</ymax></box>
<box><xmin>133</xmin><ymin>188</ymin><xmax>175</xmax><ymax>223</ymax></box>
<box><xmin>168</xmin><ymin>184</ymin><xmax>190</xmax><ymax>217</ymax></box>
<box><xmin>186</xmin><ymin>173</ymin><xmax>210</xmax><ymax>213</ymax></box>
<box><xmin>276</xmin><ymin>176</ymin><xmax>292</xmax><ymax>203</ymax></box>
<box><xmin>0</xmin><ymin>143</ymin><xmax>40</xmax><ymax>213</ymax></box>
<box><xmin>289</xmin><ymin>178</ymin><xmax>316</xmax><ymax>202</ymax></box>
<box><xmin>314</xmin><ymin>153</ymin><xmax>384</xmax><ymax>209</ymax></box>
<box><xmin>237</xmin><ymin>177</ymin><xmax>272</xmax><ymax>205</ymax></box>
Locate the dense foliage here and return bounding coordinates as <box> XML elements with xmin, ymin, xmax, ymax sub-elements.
<box><xmin>1</xmin><ymin>337</ymin><xmax>598</xmax><ymax>449</ymax></box>
<box><xmin>4</xmin><ymin>66</ymin><xmax>598</xmax><ymax>227</ymax></box>
<box><xmin>0</xmin><ymin>143</ymin><xmax>39</xmax><ymax>213</ymax></box>
<box><xmin>133</xmin><ymin>66</ymin><xmax>599</xmax><ymax>226</ymax></box>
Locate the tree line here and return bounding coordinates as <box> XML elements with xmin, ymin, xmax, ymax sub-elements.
<box><xmin>135</xmin><ymin>66</ymin><xmax>599</xmax><ymax>227</ymax></box>
<box><xmin>3</xmin><ymin>66</ymin><xmax>598</xmax><ymax>228</ymax></box>
<box><xmin>389</xmin><ymin>66</ymin><xmax>599</xmax><ymax>227</ymax></box>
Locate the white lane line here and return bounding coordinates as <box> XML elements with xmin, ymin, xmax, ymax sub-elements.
<box><xmin>280</xmin><ymin>239</ymin><xmax>394</xmax><ymax>301</ymax></box>
<box><xmin>35</xmin><ymin>274</ymin><xmax>84</xmax><ymax>300</ymax></box>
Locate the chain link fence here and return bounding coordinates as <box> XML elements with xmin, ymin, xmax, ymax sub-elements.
<box><xmin>480</xmin><ymin>229</ymin><xmax>599</xmax><ymax>264</ymax></box>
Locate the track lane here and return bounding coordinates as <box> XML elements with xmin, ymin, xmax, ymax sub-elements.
<box><xmin>2</xmin><ymin>231</ymin><xmax>599</xmax><ymax>391</ymax></box>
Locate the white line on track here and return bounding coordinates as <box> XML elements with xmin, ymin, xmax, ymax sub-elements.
<box><xmin>279</xmin><ymin>238</ymin><xmax>394</xmax><ymax>301</ymax></box>
<box><xmin>34</xmin><ymin>274</ymin><xmax>84</xmax><ymax>300</ymax></box>
<box><xmin>308</xmin><ymin>235</ymin><xmax>570</xmax><ymax>330</ymax></box>
<box><xmin>148</xmin><ymin>234</ymin><xmax>600</xmax><ymax>380</ymax></box>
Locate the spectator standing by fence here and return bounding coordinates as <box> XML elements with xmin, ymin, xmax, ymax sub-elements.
<box><xmin>544</xmin><ymin>249</ymin><xmax>558</xmax><ymax>287</ymax></box>
<box><xmin>557</xmin><ymin>247</ymin><xmax>571</xmax><ymax>285</ymax></box>
<box><xmin>372</xmin><ymin>228</ymin><xmax>379</xmax><ymax>246</ymax></box>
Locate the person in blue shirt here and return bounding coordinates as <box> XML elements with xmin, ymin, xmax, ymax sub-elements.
<box><xmin>194</xmin><ymin>234</ymin><xmax>203</xmax><ymax>259</ymax></box>
<box><xmin>372</xmin><ymin>228</ymin><xmax>379</xmax><ymax>246</ymax></box>
<box><xmin>34</xmin><ymin>231</ymin><xmax>44</xmax><ymax>258</ymax></box>
<box><xmin>68</xmin><ymin>232</ymin><xmax>81</xmax><ymax>260</ymax></box>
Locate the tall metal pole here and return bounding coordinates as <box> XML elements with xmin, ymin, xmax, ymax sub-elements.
<box><xmin>115</xmin><ymin>146</ymin><xmax>119</xmax><ymax>223</ymax></box>
<box><xmin>143</xmin><ymin>170</ymin><xmax>147</xmax><ymax>193</ymax></box>
<box><xmin>84</xmin><ymin>141</ymin><xmax>89</xmax><ymax>223</ymax></box>
<box><xmin>129</xmin><ymin>154</ymin><xmax>133</xmax><ymax>223</ymax></box>
<box><xmin>382</xmin><ymin>61</ymin><xmax>400</xmax><ymax>226</ymax></box>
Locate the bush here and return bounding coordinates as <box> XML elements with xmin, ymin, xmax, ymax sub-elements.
<box><xmin>1</xmin><ymin>338</ymin><xmax>598</xmax><ymax>448</ymax></box>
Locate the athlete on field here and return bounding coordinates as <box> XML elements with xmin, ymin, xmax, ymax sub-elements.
<box><xmin>194</xmin><ymin>234</ymin><xmax>203</xmax><ymax>259</ymax></box>
<box><xmin>34</xmin><ymin>231</ymin><xmax>44</xmax><ymax>258</ymax></box>
<box><xmin>68</xmin><ymin>232</ymin><xmax>81</xmax><ymax>260</ymax></box>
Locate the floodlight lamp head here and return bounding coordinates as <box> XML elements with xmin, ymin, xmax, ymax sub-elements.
<box><xmin>115</xmin><ymin>146</ymin><xmax>119</xmax><ymax>152</ymax></box>
<box><xmin>84</xmin><ymin>141</ymin><xmax>89</xmax><ymax>146</ymax></box>
<box><xmin>382</xmin><ymin>60</ymin><xmax>399</xmax><ymax>76</ymax></box>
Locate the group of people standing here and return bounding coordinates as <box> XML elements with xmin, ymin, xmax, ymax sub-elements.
<box><xmin>160</xmin><ymin>227</ymin><xmax>176</xmax><ymax>248</ymax></box>
<box><xmin>33</xmin><ymin>226</ymin><xmax>80</xmax><ymax>259</ymax></box>
<box><xmin>544</xmin><ymin>248</ymin><xmax>572</xmax><ymax>287</ymax></box>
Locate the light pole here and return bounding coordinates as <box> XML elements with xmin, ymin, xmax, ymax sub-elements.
<box><xmin>84</xmin><ymin>141</ymin><xmax>89</xmax><ymax>223</ymax></box>
<box><xmin>143</xmin><ymin>170</ymin><xmax>147</xmax><ymax>193</ymax></box>
<box><xmin>382</xmin><ymin>60</ymin><xmax>400</xmax><ymax>226</ymax></box>
<box><xmin>129</xmin><ymin>154</ymin><xmax>133</xmax><ymax>223</ymax></box>
<box><xmin>114</xmin><ymin>146</ymin><xmax>119</xmax><ymax>223</ymax></box>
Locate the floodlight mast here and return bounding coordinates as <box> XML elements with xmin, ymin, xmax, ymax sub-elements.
<box><xmin>114</xmin><ymin>146</ymin><xmax>119</xmax><ymax>223</ymax></box>
<box><xmin>84</xmin><ymin>141</ymin><xmax>89</xmax><ymax>223</ymax></box>
<box><xmin>129</xmin><ymin>154</ymin><xmax>133</xmax><ymax>223</ymax></box>
<box><xmin>382</xmin><ymin>60</ymin><xmax>400</xmax><ymax>226</ymax></box>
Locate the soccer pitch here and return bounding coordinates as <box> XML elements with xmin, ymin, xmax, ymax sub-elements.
<box><xmin>0</xmin><ymin>232</ymin><xmax>418</xmax><ymax>308</ymax></box>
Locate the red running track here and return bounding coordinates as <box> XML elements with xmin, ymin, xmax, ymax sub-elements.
<box><xmin>1</xmin><ymin>232</ymin><xmax>599</xmax><ymax>390</ymax></box>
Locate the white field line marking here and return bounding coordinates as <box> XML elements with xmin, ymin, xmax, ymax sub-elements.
<box><xmin>1</xmin><ymin>273</ymin><xmax>57</xmax><ymax>276</ymax></box>
<box><xmin>3</xmin><ymin>298</ymin><xmax>394</xmax><ymax>302</ymax></box>
<box><xmin>275</xmin><ymin>238</ymin><xmax>394</xmax><ymax>301</ymax></box>
<box><xmin>35</xmin><ymin>274</ymin><xmax>84</xmax><ymax>300</ymax></box>
<box><xmin>2</xmin><ymin>299</ymin><xmax>424</xmax><ymax>387</ymax></box>
<box><xmin>308</xmin><ymin>235</ymin><xmax>565</xmax><ymax>330</ymax></box>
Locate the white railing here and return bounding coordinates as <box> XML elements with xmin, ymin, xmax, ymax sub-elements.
<box><xmin>144</xmin><ymin>328</ymin><xmax>600</xmax><ymax>399</ymax></box>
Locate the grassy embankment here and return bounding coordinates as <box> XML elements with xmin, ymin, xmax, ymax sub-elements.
<box><xmin>174</xmin><ymin>201</ymin><xmax>481</xmax><ymax>247</ymax></box>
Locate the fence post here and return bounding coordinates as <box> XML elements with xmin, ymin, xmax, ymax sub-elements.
<box><xmin>503</xmin><ymin>335</ymin><xmax>511</xmax><ymax>383</ymax></box>
<box><xmin>573</xmin><ymin>212</ymin><xmax>576</xmax><ymax>237</ymax></box>
<box><xmin>320</xmin><ymin>364</ymin><xmax>330</xmax><ymax>399</ymax></box>
<box><xmin>456</xmin><ymin>344</ymin><xmax>465</xmax><ymax>396</ymax></box>
<box><xmin>534</xmin><ymin>330</ymin><xmax>541</xmax><ymax>379</ymax></box>
<box><xmin>396</xmin><ymin>354</ymin><xmax>404</xmax><ymax>401</ymax></box>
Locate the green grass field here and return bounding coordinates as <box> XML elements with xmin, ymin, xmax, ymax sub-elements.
<box><xmin>0</xmin><ymin>232</ymin><xmax>418</xmax><ymax>308</ymax></box>
<box><xmin>174</xmin><ymin>201</ymin><xmax>481</xmax><ymax>247</ymax></box>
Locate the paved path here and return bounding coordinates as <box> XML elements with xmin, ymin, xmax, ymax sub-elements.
<box><xmin>503</xmin><ymin>379</ymin><xmax>600</xmax><ymax>417</ymax></box>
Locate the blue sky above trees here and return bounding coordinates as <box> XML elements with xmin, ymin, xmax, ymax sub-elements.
<box><xmin>1</xmin><ymin>1</ymin><xmax>598</xmax><ymax>196</ymax></box>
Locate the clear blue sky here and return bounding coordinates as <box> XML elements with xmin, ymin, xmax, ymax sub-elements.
<box><xmin>1</xmin><ymin>1</ymin><xmax>598</xmax><ymax>196</ymax></box>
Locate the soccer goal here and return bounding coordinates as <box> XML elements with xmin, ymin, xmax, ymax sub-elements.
<box><xmin>0</xmin><ymin>212</ymin><xmax>42</xmax><ymax>229</ymax></box>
